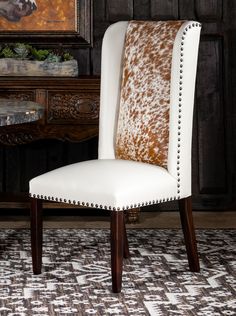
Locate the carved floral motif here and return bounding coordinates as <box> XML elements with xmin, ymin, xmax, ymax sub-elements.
<box><xmin>48</xmin><ymin>93</ymin><xmax>99</xmax><ymax>123</ymax></box>
<box><xmin>0</xmin><ymin>91</ymin><xmax>35</xmax><ymax>101</ymax></box>
<box><xmin>0</xmin><ymin>131</ymin><xmax>36</xmax><ymax>145</ymax></box>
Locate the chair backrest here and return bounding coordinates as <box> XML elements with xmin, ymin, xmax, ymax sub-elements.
<box><xmin>98</xmin><ymin>21</ymin><xmax>201</xmax><ymax>198</ymax></box>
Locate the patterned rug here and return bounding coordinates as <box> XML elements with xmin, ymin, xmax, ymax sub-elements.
<box><xmin>0</xmin><ymin>229</ymin><xmax>235</xmax><ymax>316</ymax></box>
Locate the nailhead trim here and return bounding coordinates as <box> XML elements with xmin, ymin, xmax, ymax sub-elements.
<box><xmin>176</xmin><ymin>21</ymin><xmax>201</xmax><ymax>197</ymax></box>
<box><xmin>29</xmin><ymin>192</ymin><xmax>181</xmax><ymax>211</ymax></box>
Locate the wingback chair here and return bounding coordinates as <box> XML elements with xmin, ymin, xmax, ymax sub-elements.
<box><xmin>29</xmin><ymin>20</ymin><xmax>201</xmax><ymax>293</ymax></box>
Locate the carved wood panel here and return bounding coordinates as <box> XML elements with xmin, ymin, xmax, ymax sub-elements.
<box><xmin>0</xmin><ymin>78</ymin><xmax>100</xmax><ymax>146</ymax></box>
<box><xmin>0</xmin><ymin>127</ymin><xmax>37</xmax><ymax>146</ymax></box>
<box><xmin>47</xmin><ymin>92</ymin><xmax>99</xmax><ymax>124</ymax></box>
<box><xmin>0</xmin><ymin>90</ymin><xmax>35</xmax><ymax>101</ymax></box>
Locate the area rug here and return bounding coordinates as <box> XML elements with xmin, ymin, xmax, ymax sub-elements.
<box><xmin>0</xmin><ymin>229</ymin><xmax>235</xmax><ymax>316</ymax></box>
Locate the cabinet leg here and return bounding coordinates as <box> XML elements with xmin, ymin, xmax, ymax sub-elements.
<box><xmin>126</xmin><ymin>207</ymin><xmax>140</xmax><ymax>224</ymax></box>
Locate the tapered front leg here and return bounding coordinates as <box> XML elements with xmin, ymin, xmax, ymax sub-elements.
<box><xmin>110</xmin><ymin>211</ymin><xmax>124</xmax><ymax>293</ymax></box>
<box><xmin>123</xmin><ymin>214</ymin><xmax>130</xmax><ymax>259</ymax></box>
<box><xmin>179</xmin><ymin>197</ymin><xmax>200</xmax><ymax>272</ymax></box>
<box><xmin>30</xmin><ymin>198</ymin><xmax>43</xmax><ymax>274</ymax></box>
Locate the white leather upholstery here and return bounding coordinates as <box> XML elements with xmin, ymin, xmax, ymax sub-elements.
<box><xmin>98</xmin><ymin>22</ymin><xmax>128</xmax><ymax>160</ymax></box>
<box><xmin>30</xmin><ymin>159</ymin><xmax>178</xmax><ymax>210</ymax></box>
<box><xmin>29</xmin><ymin>21</ymin><xmax>201</xmax><ymax>209</ymax></box>
<box><xmin>98</xmin><ymin>21</ymin><xmax>201</xmax><ymax>199</ymax></box>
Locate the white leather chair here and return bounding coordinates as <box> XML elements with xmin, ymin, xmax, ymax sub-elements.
<box><xmin>29</xmin><ymin>20</ymin><xmax>201</xmax><ymax>293</ymax></box>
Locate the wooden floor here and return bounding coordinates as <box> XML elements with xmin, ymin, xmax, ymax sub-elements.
<box><xmin>0</xmin><ymin>211</ymin><xmax>235</xmax><ymax>229</ymax></box>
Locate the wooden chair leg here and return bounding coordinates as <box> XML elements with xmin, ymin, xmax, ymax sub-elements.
<box><xmin>111</xmin><ymin>211</ymin><xmax>124</xmax><ymax>293</ymax></box>
<box><xmin>123</xmin><ymin>215</ymin><xmax>130</xmax><ymax>259</ymax></box>
<box><xmin>30</xmin><ymin>198</ymin><xmax>43</xmax><ymax>275</ymax></box>
<box><xmin>178</xmin><ymin>196</ymin><xmax>200</xmax><ymax>272</ymax></box>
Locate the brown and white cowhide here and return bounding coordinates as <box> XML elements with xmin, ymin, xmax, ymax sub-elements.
<box><xmin>115</xmin><ymin>21</ymin><xmax>184</xmax><ymax>168</ymax></box>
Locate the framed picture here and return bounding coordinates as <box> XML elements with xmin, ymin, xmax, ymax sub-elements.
<box><xmin>0</xmin><ymin>0</ymin><xmax>92</xmax><ymax>46</ymax></box>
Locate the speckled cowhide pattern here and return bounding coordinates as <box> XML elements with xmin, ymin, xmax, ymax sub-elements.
<box><xmin>115</xmin><ymin>20</ymin><xmax>184</xmax><ymax>168</ymax></box>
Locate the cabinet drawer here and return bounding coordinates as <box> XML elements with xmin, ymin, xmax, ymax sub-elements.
<box><xmin>0</xmin><ymin>90</ymin><xmax>36</xmax><ymax>102</ymax></box>
<box><xmin>47</xmin><ymin>91</ymin><xmax>99</xmax><ymax>124</ymax></box>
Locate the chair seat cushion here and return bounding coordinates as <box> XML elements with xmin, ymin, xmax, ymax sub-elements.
<box><xmin>29</xmin><ymin>159</ymin><xmax>178</xmax><ymax>210</ymax></box>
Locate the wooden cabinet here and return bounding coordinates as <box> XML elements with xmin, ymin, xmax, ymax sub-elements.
<box><xmin>0</xmin><ymin>77</ymin><xmax>100</xmax><ymax>145</ymax></box>
<box><xmin>0</xmin><ymin>77</ymin><xmax>140</xmax><ymax>222</ymax></box>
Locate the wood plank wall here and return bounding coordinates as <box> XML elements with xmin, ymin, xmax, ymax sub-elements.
<box><xmin>1</xmin><ymin>0</ymin><xmax>236</xmax><ymax>211</ymax></box>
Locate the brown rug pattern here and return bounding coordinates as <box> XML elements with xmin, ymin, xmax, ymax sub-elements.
<box><xmin>0</xmin><ymin>229</ymin><xmax>235</xmax><ymax>315</ymax></box>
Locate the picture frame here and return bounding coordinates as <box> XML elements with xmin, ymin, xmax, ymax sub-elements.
<box><xmin>0</xmin><ymin>0</ymin><xmax>92</xmax><ymax>47</ymax></box>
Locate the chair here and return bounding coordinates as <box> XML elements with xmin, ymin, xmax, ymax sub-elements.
<box><xmin>29</xmin><ymin>20</ymin><xmax>201</xmax><ymax>293</ymax></box>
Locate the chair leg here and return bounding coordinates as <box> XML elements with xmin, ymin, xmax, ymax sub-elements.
<box><xmin>110</xmin><ymin>211</ymin><xmax>124</xmax><ymax>293</ymax></box>
<box><xmin>178</xmin><ymin>197</ymin><xmax>200</xmax><ymax>272</ymax></box>
<box><xmin>123</xmin><ymin>215</ymin><xmax>130</xmax><ymax>259</ymax></box>
<box><xmin>30</xmin><ymin>198</ymin><xmax>43</xmax><ymax>275</ymax></box>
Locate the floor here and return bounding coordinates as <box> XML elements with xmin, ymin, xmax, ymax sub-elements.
<box><xmin>0</xmin><ymin>228</ymin><xmax>235</xmax><ymax>315</ymax></box>
<box><xmin>0</xmin><ymin>210</ymin><xmax>235</xmax><ymax>315</ymax></box>
<box><xmin>0</xmin><ymin>211</ymin><xmax>235</xmax><ymax>229</ymax></box>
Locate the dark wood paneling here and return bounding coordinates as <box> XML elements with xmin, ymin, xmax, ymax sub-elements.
<box><xmin>92</xmin><ymin>0</ymin><xmax>108</xmax><ymax>75</ymax></box>
<box><xmin>22</xmin><ymin>142</ymin><xmax>48</xmax><ymax>191</ymax></box>
<box><xmin>106</xmin><ymin>0</ymin><xmax>133</xmax><ymax>21</ymax></box>
<box><xmin>196</xmin><ymin>0</ymin><xmax>223</xmax><ymax>21</ymax></box>
<box><xmin>4</xmin><ymin>142</ymin><xmax>48</xmax><ymax>193</ymax></box>
<box><xmin>0</xmin><ymin>147</ymin><xmax>4</xmax><ymax>192</ymax></box>
<box><xmin>179</xmin><ymin>0</ymin><xmax>196</xmax><ymax>19</ymax></box>
<box><xmin>46</xmin><ymin>141</ymin><xmax>65</xmax><ymax>172</ymax></box>
<box><xmin>191</xmin><ymin>108</ymin><xmax>199</xmax><ymax>199</ymax></box>
<box><xmin>92</xmin><ymin>37</ymin><xmax>103</xmax><ymax>75</ymax></box>
<box><xmin>66</xmin><ymin>137</ymin><xmax>98</xmax><ymax>165</ymax></box>
<box><xmin>225</xmin><ymin>2</ymin><xmax>236</xmax><ymax>205</ymax></box>
<box><xmin>5</xmin><ymin>147</ymin><xmax>22</xmax><ymax>192</ymax></box>
<box><xmin>134</xmin><ymin>0</ymin><xmax>150</xmax><ymax>19</ymax></box>
<box><xmin>151</xmin><ymin>0</ymin><xmax>179</xmax><ymax>19</ymax></box>
<box><xmin>196</xmin><ymin>39</ymin><xmax>226</xmax><ymax>194</ymax></box>
<box><xmin>77</xmin><ymin>49</ymin><xmax>91</xmax><ymax>75</ymax></box>
<box><xmin>94</xmin><ymin>0</ymin><xmax>106</xmax><ymax>21</ymax></box>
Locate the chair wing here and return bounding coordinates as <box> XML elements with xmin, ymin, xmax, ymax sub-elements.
<box><xmin>98</xmin><ymin>21</ymin><xmax>128</xmax><ymax>160</ymax></box>
<box><xmin>168</xmin><ymin>21</ymin><xmax>201</xmax><ymax>198</ymax></box>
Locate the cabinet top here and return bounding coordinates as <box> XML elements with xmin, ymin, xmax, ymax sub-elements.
<box><xmin>0</xmin><ymin>76</ymin><xmax>100</xmax><ymax>89</ymax></box>
<box><xmin>0</xmin><ymin>99</ymin><xmax>44</xmax><ymax>126</ymax></box>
